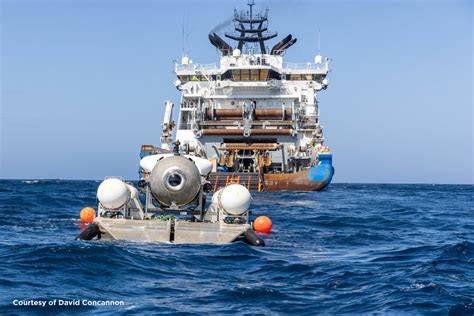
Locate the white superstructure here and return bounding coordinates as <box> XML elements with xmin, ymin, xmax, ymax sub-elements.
<box><xmin>165</xmin><ymin>1</ymin><xmax>332</xmax><ymax>177</ymax></box>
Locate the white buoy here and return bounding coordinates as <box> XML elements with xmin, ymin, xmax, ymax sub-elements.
<box><xmin>219</xmin><ymin>184</ymin><xmax>252</xmax><ymax>215</ymax></box>
<box><xmin>232</xmin><ymin>48</ymin><xmax>241</xmax><ymax>58</ymax></box>
<box><xmin>315</xmin><ymin>54</ymin><xmax>323</xmax><ymax>64</ymax></box>
<box><xmin>97</xmin><ymin>178</ymin><xmax>130</xmax><ymax>210</ymax></box>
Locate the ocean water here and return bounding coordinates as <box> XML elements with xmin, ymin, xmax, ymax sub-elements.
<box><xmin>0</xmin><ymin>180</ymin><xmax>472</xmax><ymax>315</ymax></box>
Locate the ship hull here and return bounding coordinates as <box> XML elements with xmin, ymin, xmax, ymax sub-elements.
<box><xmin>264</xmin><ymin>169</ymin><xmax>331</xmax><ymax>191</ymax></box>
<box><xmin>208</xmin><ymin>154</ymin><xmax>334</xmax><ymax>192</ymax></box>
<box><xmin>265</xmin><ymin>154</ymin><xmax>334</xmax><ymax>191</ymax></box>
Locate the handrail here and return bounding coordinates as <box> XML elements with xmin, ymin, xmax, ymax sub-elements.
<box><xmin>176</xmin><ymin>63</ymin><xmax>219</xmax><ymax>71</ymax></box>
<box><xmin>283</xmin><ymin>62</ymin><xmax>328</xmax><ymax>71</ymax></box>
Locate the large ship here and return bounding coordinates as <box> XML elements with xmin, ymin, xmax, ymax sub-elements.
<box><xmin>141</xmin><ymin>1</ymin><xmax>334</xmax><ymax>192</ymax></box>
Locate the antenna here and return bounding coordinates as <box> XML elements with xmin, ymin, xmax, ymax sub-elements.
<box><xmin>317</xmin><ymin>28</ymin><xmax>321</xmax><ymax>53</ymax></box>
<box><xmin>182</xmin><ymin>15</ymin><xmax>185</xmax><ymax>56</ymax></box>
<box><xmin>225</xmin><ymin>0</ymin><xmax>277</xmax><ymax>54</ymax></box>
<box><xmin>315</xmin><ymin>28</ymin><xmax>323</xmax><ymax>64</ymax></box>
<box><xmin>181</xmin><ymin>14</ymin><xmax>191</xmax><ymax>65</ymax></box>
<box><xmin>248</xmin><ymin>0</ymin><xmax>254</xmax><ymax>25</ymax></box>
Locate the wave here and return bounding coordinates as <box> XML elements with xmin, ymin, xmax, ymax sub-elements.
<box><xmin>0</xmin><ymin>182</ymin><xmax>473</xmax><ymax>314</ymax></box>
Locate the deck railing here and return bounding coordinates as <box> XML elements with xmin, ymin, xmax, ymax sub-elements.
<box><xmin>175</xmin><ymin>63</ymin><xmax>219</xmax><ymax>72</ymax></box>
<box><xmin>283</xmin><ymin>62</ymin><xmax>328</xmax><ymax>71</ymax></box>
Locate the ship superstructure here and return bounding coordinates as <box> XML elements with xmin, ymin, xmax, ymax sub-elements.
<box><xmin>144</xmin><ymin>1</ymin><xmax>334</xmax><ymax>192</ymax></box>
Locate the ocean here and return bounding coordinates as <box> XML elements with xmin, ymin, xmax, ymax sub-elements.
<box><xmin>0</xmin><ymin>180</ymin><xmax>472</xmax><ymax>315</ymax></box>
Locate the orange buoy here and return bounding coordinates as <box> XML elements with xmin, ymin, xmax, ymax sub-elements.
<box><xmin>80</xmin><ymin>207</ymin><xmax>96</xmax><ymax>223</ymax></box>
<box><xmin>253</xmin><ymin>216</ymin><xmax>272</xmax><ymax>234</ymax></box>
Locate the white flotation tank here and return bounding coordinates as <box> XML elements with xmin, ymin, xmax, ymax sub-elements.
<box><xmin>215</xmin><ymin>184</ymin><xmax>252</xmax><ymax>215</ymax></box>
<box><xmin>97</xmin><ymin>178</ymin><xmax>130</xmax><ymax>210</ymax></box>
<box><xmin>140</xmin><ymin>154</ymin><xmax>212</xmax><ymax>176</ymax></box>
<box><xmin>127</xmin><ymin>183</ymin><xmax>139</xmax><ymax>200</ymax></box>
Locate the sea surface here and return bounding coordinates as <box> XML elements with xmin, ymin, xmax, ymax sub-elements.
<box><xmin>0</xmin><ymin>180</ymin><xmax>472</xmax><ymax>315</ymax></box>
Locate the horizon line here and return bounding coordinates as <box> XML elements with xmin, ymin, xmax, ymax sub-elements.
<box><xmin>0</xmin><ymin>178</ymin><xmax>472</xmax><ymax>186</ymax></box>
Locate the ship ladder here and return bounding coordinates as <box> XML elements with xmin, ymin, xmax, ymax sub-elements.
<box><xmin>208</xmin><ymin>172</ymin><xmax>265</xmax><ymax>192</ymax></box>
<box><xmin>225</xmin><ymin>175</ymin><xmax>240</xmax><ymax>186</ymax></box>
<box><xmin>243</xmin><ymin>173</ymin><xmax>265</xmax><ymax>192</ymax></box>
<box><xmin>213</xmin><ymin>176</ymin><xmax>219</xmax><ymax>192</ymax></box>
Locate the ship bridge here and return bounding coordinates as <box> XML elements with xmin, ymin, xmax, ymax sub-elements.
<box><xmin>175</xmin><ymin>56</ymin><xmax>329</xmax><ymax>84</ymax></box>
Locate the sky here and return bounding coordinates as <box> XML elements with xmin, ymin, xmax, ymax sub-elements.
<box><xmin>1</xmin><ymin>0</ymin><xmax>472</xmax><ymax>183</ymax></box>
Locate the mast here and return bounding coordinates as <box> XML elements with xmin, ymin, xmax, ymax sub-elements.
<box><xmin>224</xmin><ymin>0</ymin><xmax>277</xmax><ymax>54</ymax></box>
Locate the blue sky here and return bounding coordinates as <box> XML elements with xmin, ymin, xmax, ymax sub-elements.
<box><xmin>1</xmin><ymin>0</ymin><xmax>472</xmax><ymax>183</ymax></box>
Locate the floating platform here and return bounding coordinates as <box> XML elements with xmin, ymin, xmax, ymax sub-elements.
<box><xmin>90</xmin><ymin>218</ymin><xmax>252</xmax><ymax>244</ymax></box>
<box><xmin>77</xmin><ymin>153</ymin><xmax>266</xmax><ymax>246</ymax></box>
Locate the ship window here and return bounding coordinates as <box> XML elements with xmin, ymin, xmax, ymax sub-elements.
<box><xmin>221</xmin><ymin>71</ymin><xmax>231</xmax><ymax>80</ymax></box>
<box><xmin>179</xmin><ymin>112</ymin><xmax>191</xmax><ymax>130</ymax></box>
<box><xmin>231</xmin><ymin>69</ymin><xmax>271</xmax><ymax>81</ymax></box>
<box><xmin>232</xmin><ymin>70</ymin><xmax>241</xmax><ymax>81</ymax></box>
<box><xmin>241</xmin><ymin>69</ymin><xmax>250</xmax><ymax>81</ymax></box>
<box><xmin>179</xmin><ymin>75</ymin><xmax>189</xmax><ymax>83</ymax></box>
<box><xmin>250</xmin><ymin>69</ymin><xmax>259</xmax><ymax>81</ymax></box>
<box><xmin>304</xmin><ymin>74</ymin><xmax>313</xmax><ymax>80</ymax></box>
<box><xmin>290</xmin><ymin>74</ymin><xmax>301</xmax><ymax>80</ymax></box>
<box><xmin>269</xmin><ymin>70</ymin><xmax>281</xmax><ymax>80</ymax></box>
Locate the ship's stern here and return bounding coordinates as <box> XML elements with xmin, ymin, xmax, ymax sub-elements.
<box><xmin>308</xmin><ymin>153</ymin><xmax>334</xmax><ymax>189</ymax></box>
